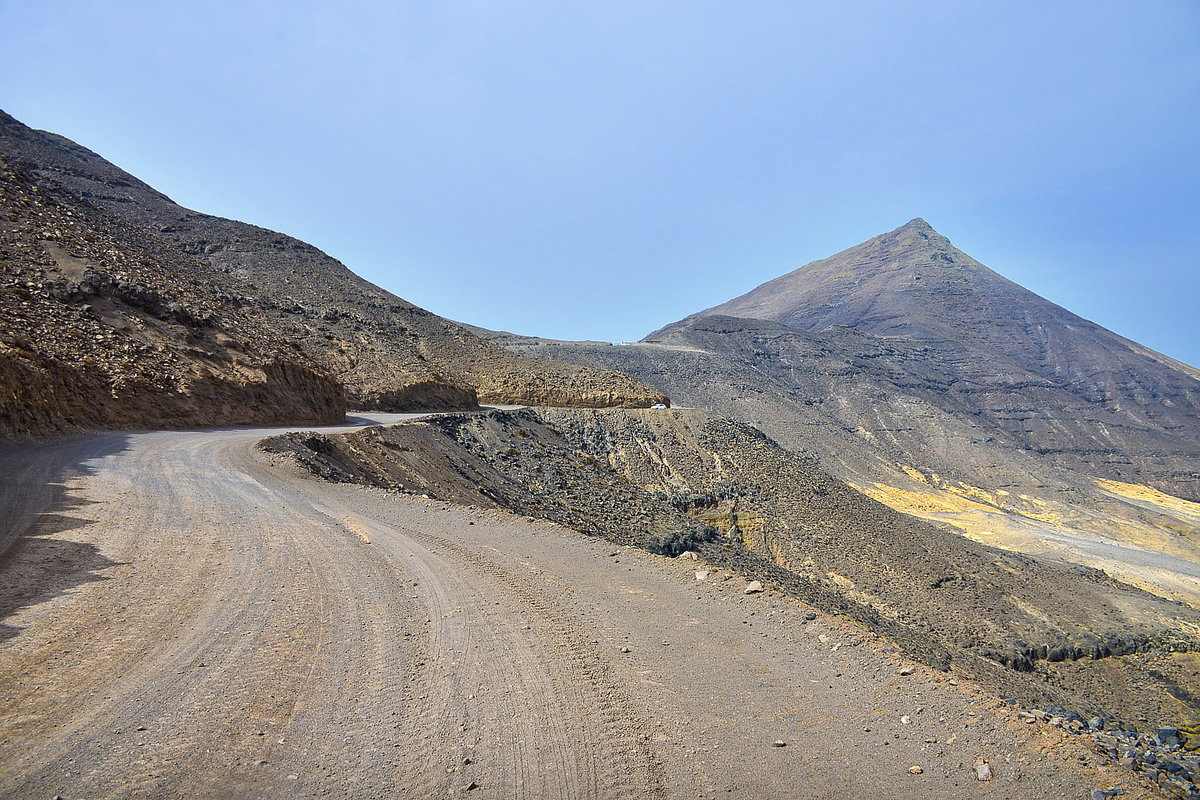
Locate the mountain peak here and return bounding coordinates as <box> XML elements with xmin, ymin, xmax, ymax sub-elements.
<box><xmin>677</xmin><ymin>220</ymin><xmax>1038</xmax><ymax>340</ymax></box>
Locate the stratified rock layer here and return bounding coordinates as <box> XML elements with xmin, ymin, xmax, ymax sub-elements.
<box><xmin>666</xmin><ymin>219</ymin><xmax>1200</xmax><ymax>500</ymax></box>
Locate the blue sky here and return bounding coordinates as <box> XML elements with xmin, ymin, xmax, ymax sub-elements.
<box><xmin>2</xmin><ymin>1</ymin><xmax>1198</xmax><ymax>364</ymax></box>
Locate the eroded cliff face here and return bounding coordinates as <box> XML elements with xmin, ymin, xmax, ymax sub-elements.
<box><xmin>0</xmin><ymin>109</ymin><xmax>667</xmax><ymax>426</ymax></box>
<box><xmin>263</xmin><ymin>408</ymin><xmax>1200</xmax><ymax>731</ymax></box>
<box><xmin>0</xmin><ymin>162</ymin><xmax>345</xmax><ymax>438</ymax></box>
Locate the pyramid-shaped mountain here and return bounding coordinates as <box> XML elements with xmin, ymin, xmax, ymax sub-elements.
<box><xmin>650</xmin><ymin>220</ymin><xmax>1200</xmax><ymax>490</ymax></box>
<box><xmin>681</xmin><ymin>218</ymin><xmax>1200</xmax><ymax>385</ymax></box>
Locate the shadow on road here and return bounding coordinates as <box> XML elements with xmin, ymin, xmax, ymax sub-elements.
<box><xmin>0</xmin><ymin>435</ymin><xmax>130</xmax><ymax>642</ymax></box>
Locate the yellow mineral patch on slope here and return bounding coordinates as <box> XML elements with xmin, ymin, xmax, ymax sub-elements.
<box><xmin>1097</xmin><ymin>479</ymin><xmax>1200</xmax><ymax>527</ymax></box>
<box><xmin>855</xmin><ymin>481</ymin><xmax>1200</xmax><ymax>608</ymax></box>
<box><xmin>856</xmin><ymin>482</ymin><xmax>1004</xmax><ymax>516</ymax></box>
<box><xmin>891</xmin><ymin>465</ymin><xmax>1037</xmax><ymax>518</ymax></box>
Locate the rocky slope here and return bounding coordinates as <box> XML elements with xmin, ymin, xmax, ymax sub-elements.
<box><xmin>0</xmin><ymin>109</ymin><xmax>665</xmax><ymax>437</ymax></box>
<box><xmin>264</xmin><ymin>408</ymin><xmax>1200</xmax><ymax>734</ymax></box>
<box><xmin>665</xmin><ymin>218</ymin><xmax>1200</xmax><ymax>500</ymax></box>
<box><xmin>0</xmin><ymin>159</ymin><xmax>345</xmax><ymax>436</ymax></box>
<box><xmin>495</xmin><ymin>223</ymin><xmax>1200</xmax><ymax>607</ymax></box>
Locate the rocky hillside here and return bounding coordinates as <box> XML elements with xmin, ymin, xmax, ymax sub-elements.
<box><xmin>492</xmin><ymin>224</ymin><xmax>1200</xmax><ymax>610</ymax></box>
<box><xmin>664</xmin><ymin>219</ymin><xmax>1200</xmax><ymax>500</ymax></box>
<box><xmin>263</xmin><ymin>407</ymin><xmax>1200</xmax><ymax>732</ymax></box>
<box><xmin>492</xmin><ymin>222</ymin><xmax>1200</xmax><ymax>503</ymax></box>
<box><xmin>0</xmin><ymin>159</ymin><xmax>345</xmax><ymax>436</ymax></box>
<box><xmin>0</xmin><ymin>109</ymin><xmax>665</xmax><ymax>438</ymax></box>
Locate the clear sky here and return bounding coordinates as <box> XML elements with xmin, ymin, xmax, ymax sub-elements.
<box><xmin>2</xmin><ymin>1</ymin><xmax>1198</xmax><ymax>365</ymax></box>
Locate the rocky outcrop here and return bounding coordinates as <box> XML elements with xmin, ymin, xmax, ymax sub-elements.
<box><xmin>0</xmin><ymin>109</ymin><xmax>667</xmax><ymax>429</ymax></box>
<box><xmin>0</xmin><ymin>160</ymin><xmax>345</xmax><ymax>438</ymax></box>
<box><xmin>261</xmin><ymin>408</ymin><xmax>710</xmax><ymax>556</ymax></box>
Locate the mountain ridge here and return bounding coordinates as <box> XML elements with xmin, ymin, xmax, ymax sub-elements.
<box><xmin>494</xmin><ymin>221</ymin><xmax>1200</xmax><ymax>611</ymax></box>
<box><xmin>664</xmin><ymin>218</ymin><xmax>1197</xmax><ymax>376</ymax></box>
<box><xmin>0</xmin><ymin>109</ymin><xmax>667</xmax><ymax>437</ymax></box>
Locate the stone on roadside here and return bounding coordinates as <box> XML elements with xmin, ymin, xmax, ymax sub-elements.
<box><xmin>899</xmin><ymin>666</ymin><xmax>916</xmax><ymax>676</ymax></box>
<box><xmin>744</xmin><ymin>581</ymin><xmax>764</xmax><ymax>595</ymax></box>
<box><xmin>908</xmin><ymin>766</ymin><xmax>923</xmax><ymax>774</ymax></box>
<box><xmin>975</xmin><ymin>761</ymin><xmax>992</xmax><ymax>781</ymax></box>
<box><xmin>772</xmin><ymin>740</ymin><xmax>787</xmax><ymax>747</ymax></box>
<box><xmin>804</xmin><ymin>611</ymin><xmax>817</xmax><ymax>621</ymax></box>
<box><xmin>695</xmin><ymin>570</ymin><xmax>710</xmax><ymax>581</ymax></box>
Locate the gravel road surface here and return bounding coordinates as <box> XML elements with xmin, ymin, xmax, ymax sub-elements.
<box><xmin>0</xmin><ymin>416</ymin><xmax>1150</xmax><ymax>799</ymax></box>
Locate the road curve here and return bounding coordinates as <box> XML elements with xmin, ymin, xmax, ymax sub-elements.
<box><xmin>0</xmin><ymin>417</ymin><xmax>1140</xmax><ymax>799</ymax></box>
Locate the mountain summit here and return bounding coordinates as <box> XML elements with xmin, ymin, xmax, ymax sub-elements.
<box><xmin>659</xmin><ymin>220</ymin><xmax>1200</xmax><ymax>484</ymax></box>
<box><xmin>683</xmin><ymin>218</ymin><xmax>1159</xmax><ymax>356</ymax></box>
<box><xmin>691</xmin><ymin>218</ymin><xmax>1029</xmax><ymax>339</ymax></box>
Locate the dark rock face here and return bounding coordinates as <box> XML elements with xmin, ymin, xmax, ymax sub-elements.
<box><xmin>0</xmin><ymin>109</ymin><xmax>666</xmax><ymax>438</ymax></box>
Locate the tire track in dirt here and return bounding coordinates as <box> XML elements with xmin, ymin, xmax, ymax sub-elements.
<box><xmin>323</xmin><ymin>500</ymin><xmax>666</xmax><ymax>800</ymax></box>
<box><xmin>1</xmin><ymin>419</ymin><xmax>1157</xmax><ymax>800</ymax></box>
<box><xmin>0</xmin><ymin>427</ymin><xmax>426</xmax><ymax>799</ymax></box>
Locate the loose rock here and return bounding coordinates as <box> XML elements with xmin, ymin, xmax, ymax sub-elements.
<box><xmin>744</xmin><ymin>581</ymin><xmax>764</xmax><ymax>595</ymax></box>
<box><xmin>1159</xmin><ymin>727</ymin><xmax>1183</xmax><ymax>747</ymax></box>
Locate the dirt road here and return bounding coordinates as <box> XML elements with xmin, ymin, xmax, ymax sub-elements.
<box><xmin>0</xmin><ymin>418</ymin><xmax>1149</xmax><ymax>799</ymax></box>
